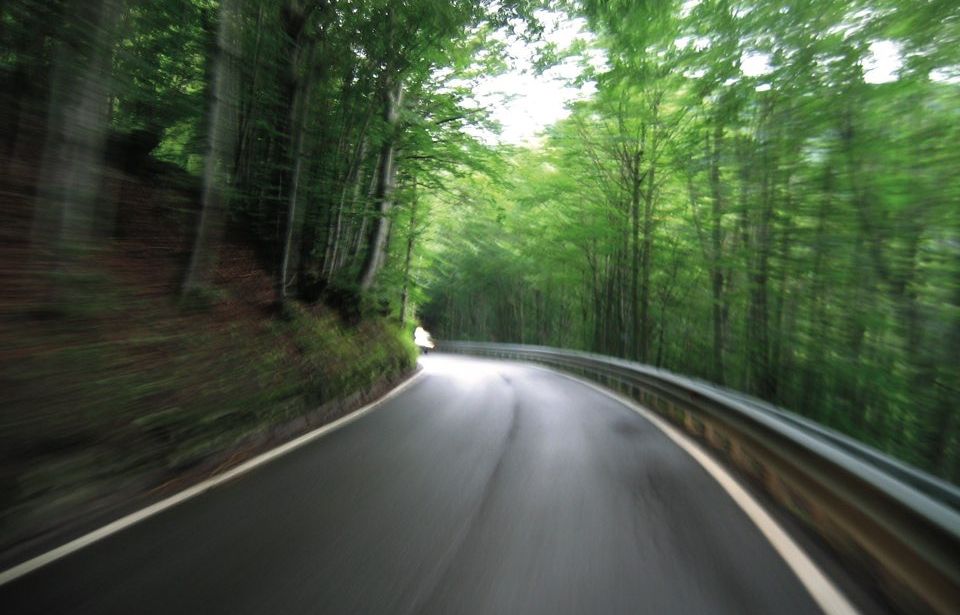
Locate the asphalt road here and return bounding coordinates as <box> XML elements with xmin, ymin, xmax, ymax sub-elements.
<box><xmin>2</xmin><ymin>354</ymin><xmax>829</xmax><ymax>614</ymax></box>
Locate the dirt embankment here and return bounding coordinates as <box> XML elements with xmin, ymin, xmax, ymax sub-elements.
<box><xmin>0</xmin><ymin>147</ymin><xmax>417</xmax><ymax>563</ymax></box>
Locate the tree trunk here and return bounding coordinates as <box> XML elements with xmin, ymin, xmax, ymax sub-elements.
<box><xmin>745</xmin><ymin>102</ymin><xmax>776</xmax><ymax>400</ymax></box>
<box><xmin>32</xmin><ymin>0</ymin><xmax>120</xmax><ymax>263</ymax></box>
<box><xmin>800</xmin><ymin>168</ymin><xmax>833</xmax><ymax>418</ymax></box>
<box><xmin>183</xmin><ymin>0</ymin><xmax>240</xmax><ymax>294</ymax></box>
<box><xmin>278</xmin><ymin>40</ymin><xmax>318</xmax><ymax>300</ymax></box>
<box><xmin>324</xmin><ymin>134</ymin><xmax>368</xmax><ymax>277</ymax></box>
<box><xmin>348</xmin><ymin>152</ymin><xmax>382</xmax><ymax>267</ymax></box>
<box><xmin>639</xmin><ymin>159</ymin><xmax>655</xmax><ymax>363</ymax></box>
<box><xmin>709</xmin><ymin>121</ymin><xmax>726</xmax><ymax>384</ymax></box>
<box><xmin>630</xmin><ymin>147</ymin><xmax>642</xmax><ymax>361</ymax></box>
<box><xmin>358</xmin><ymin>80</ymin><xmax>404</xmax><ymax>291</ymax></box>
<box><xmin>399</xmin><ymin>178</ymin><xmax>419</xmax><ymax>323</ymax></box>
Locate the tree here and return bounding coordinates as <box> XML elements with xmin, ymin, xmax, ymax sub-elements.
<box><xmin>183</xmin><ymin>0</ymin><xmax>241</xmax><ymax>295</ymax></box>
<box><xmin>422</xmin><ymin>0</ymin><xmax>960</xmax><ymax>480</ymax></box>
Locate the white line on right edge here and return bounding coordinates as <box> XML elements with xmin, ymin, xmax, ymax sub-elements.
<box><xmin>532</xmin><ymin>365</ymin><xmax>860</xmax><ymax>615</ymax></box>
<box><xmin>0</xmin><ymin>369</ymin><xmax>426</xmax><ymax>588</ymax></box>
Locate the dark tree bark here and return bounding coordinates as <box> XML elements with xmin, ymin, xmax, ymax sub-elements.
<box><xmin>399</xmin><ymin>177</ymin><xmax>419</xmax><ymax>323</ymax></box>
<box><xmin>708</xmin><ymin>120</ymin><xmax>727</xmax><ymax>384</ymax></box>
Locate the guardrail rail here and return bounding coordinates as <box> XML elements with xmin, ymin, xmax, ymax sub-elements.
<box><xmin>440</xmin><ymin>341</ymin><xmax>960</xmax><ymax>615</ymax></box>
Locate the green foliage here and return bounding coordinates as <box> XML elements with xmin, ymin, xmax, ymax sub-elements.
<box><xmin>422</xmin><ymin>0</ymin><xmax>960</xmax><ymax>481</ymax></box>
<box><xmin>278</xmin><ymin>302</ymin><xmax>415</xmax><ymax>402</ymax></box>
<box><xmin>0</xmin><ymin>274</ymin><xmax>414</xmax><ymax>544</ymax></box>
<box><xmin>4</xmin><ymin>0</ymin><xmax>957</xmax><ymax>513</ymax></box>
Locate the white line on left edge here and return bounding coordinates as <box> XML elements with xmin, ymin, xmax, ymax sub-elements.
<box><xmin>0</xmin><ymin>370</ymin><xmax>425</xmax><ymax>587</ymax></box>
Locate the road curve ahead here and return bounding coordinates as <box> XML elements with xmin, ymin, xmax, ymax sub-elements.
<box><xmin>2</xmin><ymin>354</ymin><xmax>832</xmax><ymax>614</ymax></box>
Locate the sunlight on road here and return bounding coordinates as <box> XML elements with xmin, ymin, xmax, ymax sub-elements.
<box><xmin>418</xmin><ymin>353</ymin><xmax>502</xmax><ymax>383</ymax></box>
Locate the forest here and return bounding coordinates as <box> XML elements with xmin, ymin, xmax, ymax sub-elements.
<box><xmin>0</xmin><ymin>0</ymin><xmax>958</xmax><ymax>547</ymax></box>
<box><xmin>420</xmin><ymin>0</ymin><xmax>960</xmax><ymax>480</ymax></box>
<box><xmin>1</xmin><ymin>0</ymin><xmax>549</xmax><ymax>548</ymax></box>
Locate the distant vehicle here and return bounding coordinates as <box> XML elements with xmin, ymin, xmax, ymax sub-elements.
<box><xmin>414</xmin><ymin>326</ymin><xmax>434</xmax><ymax>354</ymax></box>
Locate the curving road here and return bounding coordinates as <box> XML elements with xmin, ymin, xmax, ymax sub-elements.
<box><xmin>2</xmin><ymin>354</ymin><xmax>839</xmax><ymax>614</ymax></box>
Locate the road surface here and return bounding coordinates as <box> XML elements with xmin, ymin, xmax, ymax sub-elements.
<box><xmin>2</xmin><ymin>354</ymin><xmax>836</xmax><ymax>614</ymax></box>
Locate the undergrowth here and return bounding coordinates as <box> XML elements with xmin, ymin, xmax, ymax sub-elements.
<box><xmin>0</xmin><ymin>256</ymin><xmax>416</xmax><ymax>553</ymax></box>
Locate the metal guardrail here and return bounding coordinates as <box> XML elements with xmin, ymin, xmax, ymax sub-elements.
<box><xmin>440</xmin><ymin>341</ymin><xmax>960</xmax><ymax>615</ymax></box>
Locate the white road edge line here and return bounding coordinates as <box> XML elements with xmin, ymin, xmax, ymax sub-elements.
<box><xmin>532</xmin><ymin>364</ymin><xmax>859</xmax><ymax>615</ymax></box>
<box><xmin>0</xmin><ymin>370</ymin><xmax>426</xmax><ymax>587</ymax></box>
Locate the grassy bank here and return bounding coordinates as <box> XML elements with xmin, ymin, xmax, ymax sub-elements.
<box><xmin>0</xmin><ymin>155</ymin><xmax>418</xmax><ymax>557</ymax></box>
